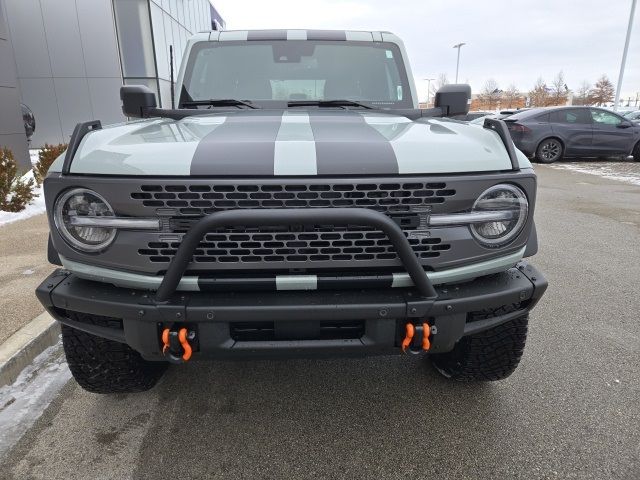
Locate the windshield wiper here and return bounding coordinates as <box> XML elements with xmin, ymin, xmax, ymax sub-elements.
<box><xmin>182</xmin><ymin>99</ymin><xmax>258</xmax><ymax>109</ymax></box>
<box><xmin>288</xmin><ymin>99</ymin><xmax>373</xmax><ymax>110</ymax></box>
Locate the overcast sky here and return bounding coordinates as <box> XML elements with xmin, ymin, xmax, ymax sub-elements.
<box><xmin>214</xmin><ymin>0</ymin><xmax>640</xmax><ymax>103</ymax></box>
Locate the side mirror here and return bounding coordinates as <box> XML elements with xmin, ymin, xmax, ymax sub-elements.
<box><xmin>120</xmin><ymin>85</ymin><xmax>157</xmax><ymax>118</ymax></box>
<box><xmin>435</xmin><ymin>84</ymin><xmax>472</xmax><ymax>117</ymax></box>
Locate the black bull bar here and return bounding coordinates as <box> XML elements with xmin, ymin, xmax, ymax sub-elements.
<box><xmin>154</xmin><ymin>207</ymin><xmax>438</xmax><ymax>302</ymax></box>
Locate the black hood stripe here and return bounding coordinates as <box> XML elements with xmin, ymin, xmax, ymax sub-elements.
<box><xmin>190</xmin><ymin>112</ymin><xmax>283</xmax><ymax>176</ymax></box>
<box><xmin>308</xmin><ymin>111</ymin><xmax>399</xmax><ymax>175</ymax></box>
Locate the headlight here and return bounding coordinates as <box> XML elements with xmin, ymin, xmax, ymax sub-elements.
<box><xmin>54</xmin><ymin>188</ymin><xmax>116</xmax><ymax>252</ymax></box>
<box><xmin>470</xmin><ymin>184</ymin><xmax>528</xmax><ymax>247</ymax></box>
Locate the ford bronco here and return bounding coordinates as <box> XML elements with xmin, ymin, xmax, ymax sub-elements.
<box><xmin>36</xmin><ymin>30</ymin><xmax>547</xmax><ymax>393</ymax></box>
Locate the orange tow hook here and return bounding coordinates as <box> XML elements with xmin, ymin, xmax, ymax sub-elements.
<box><xmin>401</xmin><ymin>323</ymin><xmax>415</xmax><ymax>352</ymax></box>
<box><xmin>161</xmin><ymin>327</ymin><xmax>193</xmax><ymax>363</ymax></box>
<box><xmin>401</xmin><ymin>322</ymin><xmax>431</xmax><ymax>353</ymax></box>
<box><xmin>421</xmin><ymin>322</ymin><xmax>431</xmax><ymax>351</ymax></box>
<box><xmin>178</xmin><ymin>328</ymin><xmax>193</xmax><ymax>361</ymax></box>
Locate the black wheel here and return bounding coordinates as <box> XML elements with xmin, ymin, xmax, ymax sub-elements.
<box><xmin>430</xmin><ymin>311</ymin><xmax>529</xmax><ymax>381</ymax></box>
<box><xmin>633</xmin><ymin>142</ymin><xmax>640</xmax><ymax>162</ymax></box>
<box><xmin>61</xmin><ymin>312</ymin><xmax>167</xmax><ymax>394</ymax></box>
<box><xmin>535</xmin><ymin>138</ymin><xmax>563</xmax><ymax>163</ymax></box>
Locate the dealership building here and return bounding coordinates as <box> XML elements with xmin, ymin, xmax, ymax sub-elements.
<box><xmin>0</xmin><ymin>0</ymin><xmax>224</xmax><ymax>169</ymax></box>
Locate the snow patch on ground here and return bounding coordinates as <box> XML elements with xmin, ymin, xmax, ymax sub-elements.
<box><xmin>0</xmin><ymin>170</ymin><xmax>46</xmax><ymax>227</ymax></box>
<box><xmin>0</xmin><ymin>342</ymin><xmax>71</xmax><ymax>458</ymax></box>
<box><xmin>550</xmin><ymin>162</ymin><xmax>640</xmax><ymax>186</ymax></box>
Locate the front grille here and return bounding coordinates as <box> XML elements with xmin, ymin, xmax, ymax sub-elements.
<box><xmin>130</xmin><ymin>181</ymin><xmax>456</xmax><ymax>216</ymax></box>
<box><xmin>133</xmin><ymin>181</ymin><xmax>455</xmax><ymax>268</ymax></box>
<box><xmin>139</xmin><ymin>230</ymin><xmax>451</xmax><ymax>264</ymax></box>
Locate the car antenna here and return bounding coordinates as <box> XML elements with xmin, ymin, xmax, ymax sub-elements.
<box><xmin>170</xmin><ymin>45</ymin><xmax>175</xmax><ymax>109</ymax></box>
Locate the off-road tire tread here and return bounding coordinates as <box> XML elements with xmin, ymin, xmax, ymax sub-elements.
<box><xmin>61</xmin><ymin>312</ymin><xmax>166</xmax><ymax>394</ymax></box>
<box><xmin>430</xmin><ymin>313</ymin><xmax>529</xmax><ymax>382</ymax></box>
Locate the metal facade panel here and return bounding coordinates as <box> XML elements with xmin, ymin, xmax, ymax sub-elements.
<box><xmin>0</xmin><ymin>0</ymin><xmax>7</xmax><ymax>40</ymax></box>
<box><xmin>40</xmin><ymin>0</ymin><xmax>86</xmax><ymax>78</ymax></box>
<box><xmin>4</xmin><ymin>0</ymin><xmax>51</xmax><ymax>78</ymax></box>
<box><xmin>0</xmin><ymin>86</ymin><xmax>24</xmax><ymax>133</ymax></box>
<box><xmin>76</xmin><ymin>0</ymin><xmax>121</xmax><ymax>78</ymax></box>
<box><xmin>17</xmin><ymin>77</ymin><xmax>63</xmax><ymax>145</ymax></box>
<box><xmin>53</xmin><ymin>77</ymin><xmax>93</xmax><ymax>141</ymax></box>
<box><xmin>0</xmin><ymin>37</ymin><xmax>17</xmax><ymax>87</ymax></box>
<box><xmin>87</xmin><ymin>77</ymin><xmax>125</xmax><ymax>126</ymax></box>
<box><xmin>0</xmin><ymin>133</ymin><xmax>30</xmax><ymax>170</ymax></box>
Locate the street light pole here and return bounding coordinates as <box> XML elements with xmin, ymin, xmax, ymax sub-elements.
<box><xmin>614</xmin><ymin>0</ymin><xmax>637</xmax><ymax>111</ymax></box>
<box><xmin>453</xmin><ymin>43</ymin><xmax>466</xmax><ymax>83</ymax></box>
<box><xmin>424</xmin><ymin>78</ymin><xmax>435</xmax><ymax>106</ymax></box>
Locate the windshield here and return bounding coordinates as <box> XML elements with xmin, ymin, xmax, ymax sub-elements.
<box><xmin>179</xmin><ymin>41</ymin><xmax>412</xmax><ymax>108</ymax></box>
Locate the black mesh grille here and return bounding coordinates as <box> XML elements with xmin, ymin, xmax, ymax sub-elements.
<box><xmin>139</xmin><ymin>230</ymin><xmax>450</xmax><ymax>264</ymax></box>
<box><xmin>131</xmin><ymin>182</ymin><xmax>456</xmax><ymax>215</ymax></box>
<box><xmin>132</xmin><ymin>181</ymin><xmax>455</xmax><ymax>268</ymax></box>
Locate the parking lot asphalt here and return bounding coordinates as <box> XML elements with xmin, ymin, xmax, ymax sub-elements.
<box><xmin>1</xmin><ymin>162</ymin><xmax>639</xmax><ymax>480</ymax></box>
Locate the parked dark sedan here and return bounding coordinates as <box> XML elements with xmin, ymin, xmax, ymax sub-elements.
<box><xmin>503</xmin><ymin>106</ymin><xmax>640</xmax><ymax>163</ymax></box>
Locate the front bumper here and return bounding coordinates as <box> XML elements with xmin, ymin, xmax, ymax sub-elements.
<box><xmin>36</xmin><ymin>262</ymin><xmax>547</xmax><ymax>360</ymax></box>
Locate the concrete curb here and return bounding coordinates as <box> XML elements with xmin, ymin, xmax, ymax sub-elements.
<box><xmin>0</xmin><ymin>312</ymin><xmax>60</xmax><ymax>388</ymax></box>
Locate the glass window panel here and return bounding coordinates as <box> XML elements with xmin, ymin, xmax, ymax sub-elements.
<box><xmin>113</xmin><ymin>0</ymin><xmax>156</xmax><ymax>78</ymax></box>
<box><xmin>150</xmin><ymin>3</ymin><xmax>169</xmax><ymax>80</ymax></box>
<box><xmin>181</xmin><ymin>41</ymin><xmax>412</xmax><ymax>107</ymax></box>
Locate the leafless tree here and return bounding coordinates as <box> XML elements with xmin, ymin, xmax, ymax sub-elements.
<box><xmin>588</xmin><ymin>75</ymin><xmax>615</xmax><ymax>106</ymax></box>
<box><xmin>502</xmin><ymin>84</ymin><xmax>520</xmax><ymax>108</ymax></box>
<box><xmin>574</xmin><ymin>81</ymin><xmax>592</xmax><ymax>106</ymax></box>
<box><xmin>430</xmin><ymin>73</ymin><xmax>449</xmax><ymax>100</ymax></box>
<box><xmin>528</xmin><ymin>77</ymin><xmax>551</xmax><ymax>107</ymax></box>
<box><xmin>478</xmin><ymin>78</ymin><xmax>501</xmax><ymax>110</ymax></box>
<box><xmin>549</xmin><ymin>71</ymin><xmax>568</xmax><ymax>106</ymax></box>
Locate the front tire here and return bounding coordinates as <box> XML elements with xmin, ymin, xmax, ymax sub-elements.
<box><xmin>535</xmin><ymin>138</ymin><xmax>563</xmax><ymax>163</ymax></box>
<box><xmin>61</xmin><ymin>312</ymin><xmax>167</xmax><ymax>394</ymax></box>
<box><xmin>633</xmin><ymin>142</ymin><xmax>640</xmax><ymax>162</ymax></box>
<box><xmin>430</xmin><ymin>313</ymin><xmax>529</xmax><ymax>381</ymax></box>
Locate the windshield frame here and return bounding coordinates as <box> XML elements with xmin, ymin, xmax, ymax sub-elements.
<box><xmin>178</xmin><ymin>40</ymin><xmax>414</xmax><ymax>109</ymax></box>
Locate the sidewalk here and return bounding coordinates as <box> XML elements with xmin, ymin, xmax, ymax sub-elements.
<box><xmin>0</xmin><ymin>213</ymin><xmax>53</xmax><ymax>344</ymax></box>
